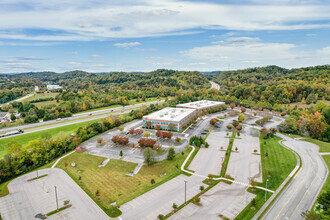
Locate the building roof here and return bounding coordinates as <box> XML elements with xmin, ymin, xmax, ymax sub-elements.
<box><xmin>143</xmin><ymin>107</ymin><xmax>196</xmax><ymax>122</ymax></box>
<box><xmin>176</xmin><ymin>100</ymin><xmax>225</xmax><ymax>110</ymax></box>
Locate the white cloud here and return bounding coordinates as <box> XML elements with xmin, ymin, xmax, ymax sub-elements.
<box><xmin>181</xmin><ymin>36</ymin><xmax>312</xmax><ymax>69</ymax></box>
<box><xmin>114</xmin><ymin>42</ymin><xmax>141</xmax><ymax>48</ymax></box>
<box><xmin>0</xmin><ymin>1</ymin><xmax>329</xmax><ymax>40</ymax></box>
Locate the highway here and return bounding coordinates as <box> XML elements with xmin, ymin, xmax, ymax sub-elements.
<box><xmin>260</xmin><ymin>134</ymin><xmax>328</xmax><ymax>220</ymax></box>
<box><xmin>0</xmin><ymin>99</ymin><xmax>164</xmax><ymax>135</ymax></box>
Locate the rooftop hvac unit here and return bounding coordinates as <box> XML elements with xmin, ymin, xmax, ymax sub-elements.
<box><xmin>181</xmin><ymin>109</ymin><xmax>184</xmax><ymax>112</ymax></box>
<box><xmin>165</xmin><ymin>112</ymin><xmax>169</xmax><ymax>115</ymax></box>
<box><xmin>171</xmin><ymin>115</ymin><xmax>175</xmax><ymax>118</ymax></box>
<box><xmin>160</xmin><ymin>115</ymin><xmax>164</xmax><ymax>117</ymax></box>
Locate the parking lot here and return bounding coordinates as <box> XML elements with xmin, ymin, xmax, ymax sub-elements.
<box><xmin>0</xmin><ymin>168</ymin><xmax>109</xmax><ymax>220</ymax></box>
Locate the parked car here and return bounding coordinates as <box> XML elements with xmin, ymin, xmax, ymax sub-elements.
<box><xmin>189</xmin><ymin>127</ymin><xmax>194</xmax><ymax>129</ymax></box>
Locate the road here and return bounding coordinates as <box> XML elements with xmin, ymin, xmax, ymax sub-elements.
<box><xmin>0</xmin><ymin>100</ymin><xmax>164</xmax><ymax>135</ymax></box>
<box><xmin>0</xmin><ymin>93</ymin><xmax>35</xmax><ymax>107</ymax></box>
<box><xmin>260</xmin><ymin>134</ymin><xmax>328</xmax><ymax>220</ymax></box>
<box><xmin>0</xmin><ymin>168</ymin><xmax>109</xmax><ymax>220</ymax></box>
<box><xmin>209</xmin><ymin>81</ymin><xmax>220</xmax><ymax>90</ymax></box>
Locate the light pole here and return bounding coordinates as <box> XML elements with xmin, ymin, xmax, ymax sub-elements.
<box><xmin>184</xmin><ymin>180</ymin><xmax>187</xmax><ymax>203</ymax></box>
<box><xmin>54</xmin><ymin>186</ymin><xmax>59</xmax><ymax>211</ymax></box>
<box><xmin>265</xmin><ymin>179</ymin><xmax>269</xmax><ymax>201</ymax></box>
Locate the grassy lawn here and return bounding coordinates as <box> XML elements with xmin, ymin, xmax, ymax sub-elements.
<box><xmin>0</xmin><ymin>118</ymin><xmax>104</xmax><ymax>157</ymax></box>
<box><xmin>302</xmin><ymin>138</ymin><xmax>330</xmax><ymax>153</ymax></box>
<box><xmin>320</xmin><ymin>155</ymin><xmax>330</xmax><ymax>194</ymax></box>
<box><xmin>220</xmin><ymin>132</ymin><xmax>235</xmax><ymax>177</ymax></box>
<box><xmin>235</xmin><ymin>136</ymin><xmax>297</xmax><ymax>219</ymax></box>
<box><xmin>34</xmin><ymin>100</ymin><xmax>62</xmax><ymax>108</ymax></box>
<box><xmin>23</xmin><ymin>92</ymin><xmax>59</xmax><ymax>102</ymax></box>
<box><xmin>259</xmin><ymin>136</ymin><xmax>297</xmax><ymax>191</ymax></box>
<box><xmin>235</xmin><ymin>188</ymin><xmax>272</xmax><ymax>220</ymax></box>
<box><xmin>56</xmin><ymin>149</ymin><xmax>190</xmax><ymax>215</ymax></box>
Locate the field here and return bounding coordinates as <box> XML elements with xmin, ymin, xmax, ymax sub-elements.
<box><xmin>56</xmin><ymin>149</ymin><xmax>190</xmax><ymax>211</ymax></box>
<box><xmin>34</xmin><ymin>100</ymin><xmax>62</xmax><ymax>108</ymax></box>
<box><xmin>284</xmin><ymin>100</ymin><xmax>330</xmax><ymax>109</ymax></box>
<box><xmin>0</xmin><ymin>118</ymin><xmax>105</xmax><ymax>157</ymax></box>
<box><xmin>259</xmin><ymin>136</ymin><xmax>297</xmax><ymax>191</ymax></box>
<box><xmin>22</xmin><ymin>92</ymin><xmax>59</xmax><ymax>102</ymax></box>
<box><xmin>235</xmin><ymin>136</ymin><xmax>297</xmax><ymax>219</ymax></box>
<box><xmin>302</xmin><ymin>138</ymin><xmax>330</xmax><ymax>153</ymax></box>
<box><xmin>321</xmin><ymin>155</ymin><xmax>330</xmax><ymax>194</ymax></box>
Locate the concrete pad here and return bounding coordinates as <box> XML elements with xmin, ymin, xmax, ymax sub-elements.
<box><xmin>0</xmin><ymin>168</ymin><xmax>109</xmax><ymax>220</ymax></box>
<box><xmin>189</xmin><ymin>131</ymin><xmax>229</xmax><ymax>176</ymax></box>
<box><xmin>170</xmin><ymin>182</ymin><xmax>255</xmax><ymax>220</ymax></box>
<box><xmin>120</xmin><ymin>175</ymin><xmax>206</xmax><ymax>220</ymax></box>
<box><xmin>226</xmin><ymin>128</ymin><xmax>262</xmax><ymax>183</ymax></box>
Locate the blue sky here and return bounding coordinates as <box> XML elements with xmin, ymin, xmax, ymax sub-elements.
<box><xmin>0</xmin><ymin>0</ymin><xmax>329</xmax><ymax>73</ymax></box>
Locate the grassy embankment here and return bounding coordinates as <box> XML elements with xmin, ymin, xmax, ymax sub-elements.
<box><xmin>235</xmin><ymin>136</ymin><xmax>297</xmax><ymax>220</ymax></box>
<box><xmin>56</xmin><ymin>148</ymin><xmax>191</xmax><ymax>217</ymax></box>
<box><xmin>302</xmin><ymin>138</ymin><xmax>330</xmax><ymax>153</ymax></box>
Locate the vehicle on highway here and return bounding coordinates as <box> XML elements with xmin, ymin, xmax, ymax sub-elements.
<box><xmin>189</xmin><ymin>127</ymin><xmax>194</xmax><ymax>129</ymax></box>
<box><xmin>56</xmin><ymin>118</ymin><xmax>61</xmax><ymax>121</ymax></box>
<box><xmin>0</xmin><ymin>129</ymin><xmax>24</xmax><ymax>138</ymax></box>
<box><xmin>89</xmin><ymin>113</ymin><xmax>93</xmax><ymax>116</ymax></box>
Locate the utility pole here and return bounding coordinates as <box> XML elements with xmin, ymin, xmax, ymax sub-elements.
<box><xmin>184</xmin><ymin>180</ymin><xmax>187</xmax><ymax>203</ymax></box>
<box><xmin>265</xmin><ymin>179</ymin><xmax>269</xmax><ymax>201</ymax></box>
<box><xmin>55</xmin><ymin>186</ymin><xmax>59</xmax><ymax>211</ymax></box>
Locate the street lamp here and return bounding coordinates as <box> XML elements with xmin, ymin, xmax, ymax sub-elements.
<box><xmin>54</xmin><ymin>186</ymin><xmax>59</xmax><ymax>211</ymax></box>
<box><xmin>265</xmin><ymin>179</ymin><xmax>269</xmax><ymax>201</ymax></box>
<box><xmin>184</xmin><ymin>180</ymin><xmax>187</xmax><ymax>203</ymax></box>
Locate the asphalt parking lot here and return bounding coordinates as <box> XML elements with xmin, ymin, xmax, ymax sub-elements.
<box><xmin>0</xmin><ymin>168</ymin><xmax>109</xmax><ymax>220</ymax></box>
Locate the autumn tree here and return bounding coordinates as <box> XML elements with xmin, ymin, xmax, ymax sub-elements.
<box><xmin>241</xmin><ymin>107</ymin><xmax>246</xmax><ymax>113</ymax></box>
<box><xmin>230</xmin><ymin>103</ymin><xmax>236</xmax><ymax>109</ymax></box>
<box><xmin>7</xmin><ymin>141</ymin><xmax>22</xmax><ymax>154</ymax></box>
<box><xmin>307</xmin><ymin>112</ymin><xmax>327</xmax><ymax>138</ymax></box>
<box><xmin>238</xmin><ymin>113</ymin><xmax>245</xmax><ymax>122</ymax></box>
<box><xmin>209</xmin><ymin>118</ymin><xmax>218</xmax><ymax>125</ymax></box>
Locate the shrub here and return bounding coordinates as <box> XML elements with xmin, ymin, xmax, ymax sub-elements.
<box><xmin>151</xmin><ymin>179</ymin><xmax>155</xmax><ymax>184</ymax></box>
<box><xmin>138</xmin><ymin>138</ymin><xmax>157</xmax><ymax>148</ymax></box>
<box><xmin>158</xmin><ymin>214</ymin><xmax>165</xmax><ymax>220</ymax></box>
<box><xmin>210</xmin><ymin>118</ymin><xmax>219</xmax><ymax>125</ymax></box>
<box><xmin>175</xmin><ymin>137</ymin><xmax>181</xmax><ymax>143</ymax></box>
<box><xmin>172</xmin><ymin>203</ymin><xmax>178</xmax><ymax>209</ymax></box>
<box><xmin>254</xmin><ymin>149</ymin><xmax>258</xmax><ymax>153</ymax></box>
<box><xmin>112</xmin><ymin>135</ymin><xmax>129</xmax><ymax>145</ymax></box>
<box><xmin>97</xmin><ymin>138</ymin><xmax>103</xmax><ymax>144</ymax></box>
<box><xmin>167</xmin><ymin>147</ymin><xmax>175</xmax><ymax>160</ymax></box>
<box><xmin>63</xmin><ymin>200</ymin><xmax>70</xmax><ymax>205</ymax></box>
<box><xmin>200</xmin><ymin>185</ymin><xmax>205</xmax><ymax>191</ymax></box>
<box><xmin>226</xmin><ymin>125</ymin><xmax>232</xmax><ymax>130</ymax></box>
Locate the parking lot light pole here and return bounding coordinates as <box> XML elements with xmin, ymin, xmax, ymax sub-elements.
<box><xmin>265</xmin><ymin>179</ymin><xmax>269</xmax><ymax>201</ymax></box>
<box><xmin>184</xmin><ymin>180</ymin><xmax>187</xmax><ymax>203</ymax></box>
<box><xmin>55</xmin><ymin>186</ymin><xmax>59</xmax><ymax>211</ymax></box>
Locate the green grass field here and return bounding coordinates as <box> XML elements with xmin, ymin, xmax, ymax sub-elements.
<box><xmin>260</xmin><ymin>136</ymin><xmax>297</xmax><ymax>191</ymax></box>
<box><xmin>235</xmin><ymin>136</ymin><xmax>297</xmax><ymax>219</ymax></box>
<box><xmin>0</xmin><ymin>118</ymin><xmax>104</xmax><ymax>157</ymax></box>
<box><xmin>34</xmin><ymin>100</ymin><xmax>62</xmax><ymax>108</ymax></box>
<box><xmin>302</xmin><ymin>138</ymin><xmax>330</xmax><ymax>153</ymax></box>
<box><xmin>22</xmin><ymin>92</ymin><xmax>59</xmax><ymax>102</ymax></box>
<box><xmin>56</xmin><ymin>149</ymin><xmax>190</xmax><ymax>211</ymax></box>
<box><xmin>320</xmin><ymin>155</ymin><xmax>330</xmax><ymax>194</ymax></box>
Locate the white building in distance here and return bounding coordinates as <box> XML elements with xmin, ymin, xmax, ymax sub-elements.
<box><xmin>176</xmin><ymin>100</ymin><xmax>225</xmax><ymax>110</ymax></box>
<box><xmin>47</xmin><ymin>85</ymin><xmax>62</xmax><ymax>90</ymax></box>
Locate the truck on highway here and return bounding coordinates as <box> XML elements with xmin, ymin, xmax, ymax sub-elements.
<box><xmin>0</xmin><ymin>129</ymin><xmax>24</xmax><ymax>138</ymax></box>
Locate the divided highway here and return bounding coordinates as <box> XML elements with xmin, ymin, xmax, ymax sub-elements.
<box><xmin>0</xmin><ymin>100</ymin><xmax>164</xmax><ymax>135</ymax></box>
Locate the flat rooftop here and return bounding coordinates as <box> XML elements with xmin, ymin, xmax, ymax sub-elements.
<box><xmin>176</xmin><ymin>100</ymin><xmax>225</xmax><ymax>109</ymax></box>
<box><xmin>143</xmin><ymin>107</ymin><xmax>196</xmax><ymax>122</ymax></box>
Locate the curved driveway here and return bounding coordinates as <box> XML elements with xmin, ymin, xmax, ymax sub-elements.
<box><xmin>261</xmin><ymin>134</ymin><xmax>328</xmax><ymax>220</ymax></box>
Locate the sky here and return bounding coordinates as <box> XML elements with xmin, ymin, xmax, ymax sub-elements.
<box><xmin>0</xmin><ymin>0</ymin><xmax>329</xmax><ymax>73</ymax></box>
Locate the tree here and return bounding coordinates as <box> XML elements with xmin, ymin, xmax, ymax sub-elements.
<box><xmin>238</xmin><ymin>113</ymin><xmax>245</xmax><ymax>122</ymax></box>
<box><xmin>209</xmin><ymin>118</ymin><xmax>218</xmax><ymax>125</ymax></box>
<box><xmin>307</xmin><ymin>112</ymin><xmax>327</xmax><ymax>138</ymax></box>
<box><xmin>143</xmin><ymin>147</ymin><xmax>155</xmax><ymax>165</ymax></box>
<box><xmin>158</xmin><ymin>214</ymin><xmax>165</xmax><ymax>220</ymax></box>
<box><xmin>7</xmin><ymin>141</ymin><xmax>22</xmax><ymax>154</ymax></box>
<box><xmin>241</xmin><ymin>107</ymin><xmax>246</xmax><ymax>113</ymax></box>
<box><xmin>200</xmin><ymin>185</ymin><xmax>205</xmax><ymax>191</ymax></box>
<box><xmin>168</xmin><ymin>123</ymin><xmax>176</xmax><ymax>131</ymax></box>
<box><xmin>235</xmin><ymin>147</ymin><xmax>238</xmax><ymax>151</ymax></box>
<box><xmin>167</xmin><ymin>147</ymin><xmax>175</xmax><ymax>160</ymax></box>
<box><xmin>119</xmin><ymin>127</ymin><xmax>124</xmax><ymax>132</ymax></box>
<box><xmin>232</xmin><ymin>120</ymin><xmax>239</xmax><ymax>127</ymax></box>
<box><xmin>172</xmin><ymin>203</ymin><xmax>178</xmax><ymax>209</ymax></box>
<box><xmin>119</xmin><ymin>150</ymin><xmax>123</xmax><ymax>157</ymax></box>
<box><xmin>136</xmin><ymin>112</ymin><xmax>143</xmax><ymax>119</ymax></box>
<box><xmin>175</xmin><ymin>137</ymin><xmax>181</xmax><ymax>143</ymax></box>
<box><xmin>155</xmin><ymin>125</ymin><xmax>161</xmax><ymax>130</ymax></box>
<box><xmin>145</xmin><ymin>121</ymin><xmax>152</xmax><ymax>128</ymax></box>
<box><xmin>10</xmin><ymin>113</ymin><xmax>16</xmax><ymax>121</ymax></box>
<box><xmin>230</xmin><ymin>103</ymin><xmax>236</xmax><ymax>109</ymax></box>
<box><xmin>97</xmin><ymin>138</ymin><xmax>103</xmax><ymax>144</ymax></box>
<box><xmin>226</xmin><ymin>125</ymin><xmax>232</xmax><ymax>130</ymax></box>
<box><xmin>144</xmin><ymin>132</ymin><xmax>151</xmax><ymax>138</ymax></box>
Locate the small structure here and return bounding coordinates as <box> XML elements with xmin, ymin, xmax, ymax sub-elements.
<box><xmin>47</xmin><ymin>85</ymin><xmax>62</xmax><ymax>90</ymax></box>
